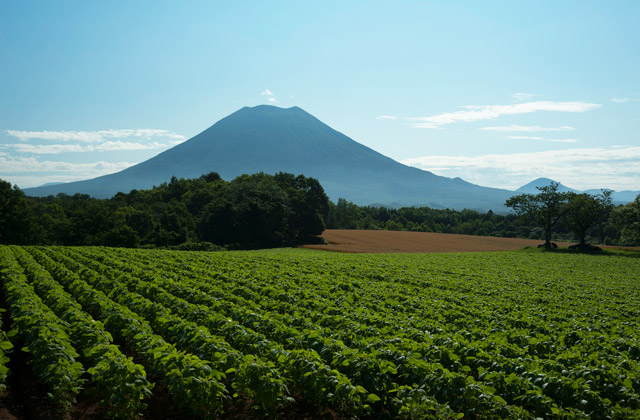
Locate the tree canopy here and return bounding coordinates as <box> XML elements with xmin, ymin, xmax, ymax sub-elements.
<box><xmin>612</xmin><ymin>194</ymin><xmax>640</xmax><ymax>246</ymax></box>
<box><xmin>0</xmin><ymin>172</ymin><xmax>329</xmax><ymax>249</ymax></box>
<box><xmin>564</xmin><ymin>190</ymin><xmax>612</xmax><ymax>248</ymax></box>
<box><xmin>505</xmin><ymin>182</ymin><xmax>569</xmax><ymax>248</ymax></box>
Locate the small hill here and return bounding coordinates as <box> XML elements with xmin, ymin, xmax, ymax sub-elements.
<box><xmin>516</xmin><ymin>177</ymin><xmax>638</xmax><ymax>204</ymax></box>
<box><xmin>516</xmin><ymin>178</ymin><xmax>577</xmax><ymax>194</ymax></box>
<box><xmin>24</xmin><ymin>105</ymin><xmax>514</xmax><ymax>210</ymax></box>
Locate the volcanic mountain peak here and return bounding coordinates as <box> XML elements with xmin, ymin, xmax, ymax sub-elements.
<box><xmin>24</xmin><ymin>105</ymin><xmax>514</xmax><ymax>210</ymax></box>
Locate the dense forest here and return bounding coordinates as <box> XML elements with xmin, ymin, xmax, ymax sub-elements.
<box><xmin>0</xmin><ymin>173</ymin><xmax>329</xmax><ymax>249</ymax></box>
<box><xmin>2</xmin><ymin>174</ymin><xmax>639</xmax><ymax>248</ymax></box>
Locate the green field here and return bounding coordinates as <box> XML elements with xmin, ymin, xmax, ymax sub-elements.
<box><xmin>0</xmin><ymin>245</ymin><xmax>639</xmax><ymax>419</ymax></box>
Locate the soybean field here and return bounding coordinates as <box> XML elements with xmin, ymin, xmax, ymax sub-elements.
<box><xmin>0</xmin><ymin>245</ymin><xmax>639</xmax><ymax>419</ymax></box>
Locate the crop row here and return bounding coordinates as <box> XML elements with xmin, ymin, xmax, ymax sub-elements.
<box><xmin>63</xmin><ymin>246</ymin><xmax>640</xmax><ymax>418</ymax></box>
<box><xmin>1</xmin><ymin>244</ymin><xmax>639</xmax><ymax>419</ymax></box>
<box><xmin>94</xmin><ymin>246</ymin><xmax>640</xmax><ymax>418</ymax></box>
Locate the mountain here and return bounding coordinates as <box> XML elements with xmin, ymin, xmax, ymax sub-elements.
<box><xmin>516</xmin><ymin>178</ymin><xmax>638</xmax><ymax>204</ymax></box>
<box><xmin>24</xmin><ymin>105</ymin><xmax>514</xmax><ymax>210</ymax></box>
<box><xmin>516</xmin><ymin>178</ymin><xmax>577</xmax><ymax>194</ymax></box>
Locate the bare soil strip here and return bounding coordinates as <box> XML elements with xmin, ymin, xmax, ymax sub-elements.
<box><xmin>303</xmin><ymin>229</ymin><xmax>574</xmax><ymax>253</ymax></box>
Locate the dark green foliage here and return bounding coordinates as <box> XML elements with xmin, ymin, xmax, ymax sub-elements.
<box><xmin>0</xmin><ymin>309</ymin><xmax>12</xmax><ymax>394</ymax></box>
<box><xmin>612</xmin><ymin>194</ymin><xmax>640</xmax><ymax>246</ymax></box>
<box><xmin>273</xmin><ymin>172</ymin><xmax>329</xmax><ymax>239</ymax></box>
<box><xmin>564</xmin><ymin>190</ymin><xmax>613</xmax><ymax>247</ymax></box>
<box><xmin>198</xmin><ymin>174</ymin><xmax>290</xmax><ymax>248</ymax></box>
<box><xmin>2</xmin><ymin>174</ymin><xmax>636</xmax><ymax>249</ymax></box>
<box><xmin>505</xmin><ymin>182</ymin><xmax>569</xmax><ymax>247</ymax></box>
<box><xmin>0</xmin><ymin>179</ymin><xmax>36</xmax><ymax>244</ymax></box>
<box><xmin>0</xmin><ymin>172</ymin><xmax>330</xmax><ymax>249</ymax></box>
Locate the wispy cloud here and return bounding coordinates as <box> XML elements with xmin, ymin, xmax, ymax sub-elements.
<box><xmin>506</xmin><ymin>136</ymin><xmax>577</xmax><ymax>143</ymax></box>
<box><xmin>6</xmin><ymin>129</ymin><xmax>185</xmax><ymax>143</ymax></box>
<box><xmin>261</xmin><ymin>89</ymin><xmax>274</xmax><ymax>96</ymax></box>
<box><xmin>512</xmin><ymin>92</ymin><xmax>538</xmax><ymax>101</ymax></box>
<box><xmin>407</xmin><ymin>101</ymin><xmax>601</xmax><ymax>129</ymax></box>
<box><xmin>0</xmin><ymin>155</ymin><xmax>134</xmax><ymax>178</ymax></box>
<box><xmin>4</xmin><ymin>141</ymin><xmax>169</xmax><ymax>155</ymax></box>
<box><xmin>400</xmin><ymin>146</ymin><xmax>640</xmax><ymax>191</ymax></box>
<box><xmin>479</xmin><ymin>125</ymin><xmax>575</xmax><ymax>132</ymax></box>
<box><xmin>0</xmin><ymin>155</ymin><xmax>140</xmax><ymax>188</ymax></box>
<box><xmin>610</xmin><ymin>97</ymin><xmax>637</xmax><ymax>103</ymax></box>
<box><xmin>376</xmin><ymin>115</ymin><xmax>398</xmax><ymax>120</ymax></box>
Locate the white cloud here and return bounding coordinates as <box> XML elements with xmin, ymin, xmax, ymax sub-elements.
<box><xmin>506</xmin><ymin>136</ymin><xmax>577</xmax><ymax>143</ymax></box>
<box><xmin>400</xmin><ymin>146</ymin><xmax>640</xmax><ymax>191</ymax></box>
<box><xmin>407</xmin><ymin>101</ymin><xmax>601</xmax><ymax>128</ymax></box>
<box><xmin>3</xmin><ymin>141</ymin><xmax>170</xmax><ymax>155</ymax></box>
<box><xmin>512</xmin><ymin>92</ymin><xmax>538</xmax><ymax>101</ymax></box>
<box><xmin>610</xmin><ymin>97</ymin><xmax>638</xmax><ymax>103</ymax></box>
<box><xmin>376</xmin><ymin>115</ymin><xmax>398</xmax><ymax>120</ymax></box>
<box><xmin>95</xmin><ymin>141</ymin><xmax>167</xmax><ymax>151</ymax></box>
<box><xmin>0</xmin><ymin>155</ymin><xmax>138</xmax><ymax>188</ymax></box>
<box><xmin>5</xmin><ymin>129</ymin><xmax>185</xmax><ymax>143</ymax></box>
<box><xmin>0</xmin><ymin>155</ymin><xmax>134</xmax><ymax>175</ymax></box>
<box><xmin>479</xmin><ymin>125</ymin><xmax>575</xmax><ymax>132</ymax></box>
<box><xmin>260</xmin><ymin>89</ymin><xmax>279</xmax><ymax>103</ymax></box>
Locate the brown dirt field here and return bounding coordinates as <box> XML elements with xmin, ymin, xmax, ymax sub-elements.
<box><xmin>303</xmin><ymin>229</ymin><xmax>575</xmax><ymax>253</ymax></box>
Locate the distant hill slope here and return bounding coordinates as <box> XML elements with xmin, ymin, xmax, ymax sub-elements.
<box><xmin>516</xmin><ymin>178</ymin><xmax>578</xmax><ymax>194</ymax></box>
<box><xmin>24</xmin><ymin>105</ymin><xmax>514</xmax><ymax>210</ymax></box>
<box><xmin>516</xmin><ymin>177</ymin><xmax>638</xmax><ymax>204</ymax></box>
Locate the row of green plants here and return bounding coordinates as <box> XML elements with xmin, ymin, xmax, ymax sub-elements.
<box><xmin>0</xmin><ymin>306</ymin><xmax>12</xmax><ymax>395</ymax></box>
<box><xmin>92</xmin><ymin>248</ymin><xmax>520</xmax><ymax>417</ymax></box>
<box><xmin>11</xmin><ymin>246</ymin><xmax>153</xmax><ymax>416</ymax></box>
<box><xmin>1</xmin><ymin>245</ymin><xmax>639</xmax><ymax>418</ymax></box>
<box><xmin>96</xmin><ymin>246</ymin><xmax>640</xmax><ymax>418</ymax></box>
<box><xmin>62</xmin><ymin>246</ymin><xmax>409</xmax><ymax>416</ymax></box>
<box><xmin>30</xmin><ymin>247</ymin><xmax>229</xmax><ymax>418</ymax></box>
<box><xmin>0</xmin><ymin>247</ymin><xmax>84</xmax><ymax>411</ymax></box>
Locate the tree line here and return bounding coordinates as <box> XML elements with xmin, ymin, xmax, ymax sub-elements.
<box><xmin>326</xmin><ymin>185</ymin><xmax>640</xmax><ymax>247</ymax></box>
<box><xmin>0</xmin><ymin>172</ymin><xmax>329</xmax><ymax>249</ymax></box>
<box><xmin>2</xmin><ymin>175</ymin><xmax>639</xmax><ymax>249</ymax></box>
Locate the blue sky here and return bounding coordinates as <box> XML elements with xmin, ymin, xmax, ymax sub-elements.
<box><xmin>1</xmin><ymin>1</ymin><xmax>639</xmax><ymax>191</ymax></box>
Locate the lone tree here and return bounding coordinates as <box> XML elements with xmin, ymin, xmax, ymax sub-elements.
<box><xmin>564</xmin><ymin>190</ymin><xmax>612</xmax><ymax>249</ymax></box>
<box><xmin>505</xmin><ymin>182</ymin><xmax>569</xmax><ymax>248</ymax></box>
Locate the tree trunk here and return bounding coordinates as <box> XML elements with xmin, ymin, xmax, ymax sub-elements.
<box><xmin>579</xmin><ymin>231</ymin><xmax>587</xmax><ymax>248</ymax></box>
<box><xmin>544</xmin><ymin>227</ymin><xmax>552</xmax><ymax>247</ymax></box>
